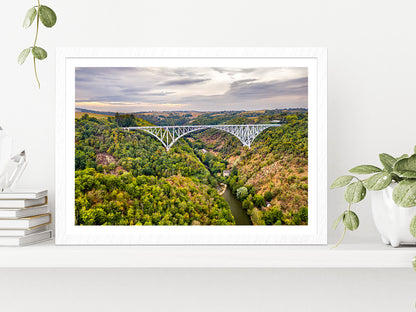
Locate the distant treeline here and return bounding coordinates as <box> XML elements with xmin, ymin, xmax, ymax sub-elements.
<box><xmin>115</xmin><ymin>113</ymin><xmax>137</xmax><ymax>127</ymax></box>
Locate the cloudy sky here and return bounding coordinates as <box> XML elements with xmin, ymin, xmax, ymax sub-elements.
<box><xmin>75</xmin><ymin>67</ymin><xmax>308</xmax><ymax>112</ymax></box>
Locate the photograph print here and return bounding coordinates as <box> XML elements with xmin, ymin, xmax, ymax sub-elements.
<box><xmin>74</xmin><ymin>66</ymin><xmax>309</xmax><ymax>227</ymax></box>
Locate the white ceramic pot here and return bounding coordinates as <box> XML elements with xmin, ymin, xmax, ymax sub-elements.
<box><xmin>370</xmin><ymin>184</ymin><xmax>416</xmax><ymax>247</ymax></box>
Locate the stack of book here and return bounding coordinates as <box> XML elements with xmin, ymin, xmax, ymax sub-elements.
<box><xmin>0</xmin><ymin>189</ymin><xmax>52</xmax><ymax>246</ymax></box>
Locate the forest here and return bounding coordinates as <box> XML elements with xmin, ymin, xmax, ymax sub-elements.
<box><xmin>75</xmin><ymin>109</ymin><xmax>308</xmax><ymax>226</ymax></box>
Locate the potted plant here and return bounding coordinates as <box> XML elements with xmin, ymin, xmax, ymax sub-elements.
<box><xmin>331</xmin><ymin>145</ymin><xmax>416</xmax><ymax>247</ymax></box>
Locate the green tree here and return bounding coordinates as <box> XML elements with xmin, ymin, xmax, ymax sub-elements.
<box><xmin>253</xmin><ymin>194</ymin><xmax>266</xmax><ymax>208</ymax></box>
<box><xmin>263</xmin><ymin>206</ymin><xmax>283</xmax><ymax>225</ymax></box>
<box><xmin>299</xmin><ymin>206</ymin><xmax>308</xmax><ymax>222</ymax></box>
<box><xmin>236</xmin><ymin>186</ymin><xmax>248</xmax><ymax>200</ymax></box>
<box><xmin>264</xmin><ymin>191</ymin><xmax>273</xmax><ymax>202</ymax></box>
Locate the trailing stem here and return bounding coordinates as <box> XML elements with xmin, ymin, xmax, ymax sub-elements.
<box><xmin>331</xmin><ymin>227</ymin><xmax>346</xmax><ymax>249</ymax></box>
<box><xmin>331</xmin><ymin>203</ymin><xmax>351</xmax><ymax>249</ymax></box>
<box><xmin>19</xmin><ymin>0</ymin><xmax>56</xmax><ymax>87</ymax></box>
<box><xmin>33</xmin><ymin>0</ymin><xmax>41</xmax><ymax>88</ymax></box>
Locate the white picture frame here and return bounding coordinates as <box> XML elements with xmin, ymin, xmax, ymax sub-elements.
<box><xmin>56</xmin><ymin>47</ymin><xmax>327</xmax><ymax>245</ymax></box>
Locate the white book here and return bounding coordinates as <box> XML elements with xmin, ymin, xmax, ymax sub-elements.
<box><xmin>0</xmin><ymin>213</ymin><xmax>51</xmax><ymax>229</ymax></box>
<box><xmin>0</xmin><ymin>225</ymin><xmax>48</xmax><ymax>237</ymax></box>
<box><xmin>0</xmin><ymin>230</ymin><xmax>52</xmax><ymax>246</ymax></box>
<box><xmin>0</xmin><ymin>205</ymin><xmax>49</xmax><ymax>218</ymax></box>
<box><xmin>0</xmin><ymin>196</ymin><xmax>47</xmax><ymax>208</ymax></box>
<box><xmin>0</xmin><ymin>189</ymin><xmax>47</xmax><ymax>199</ymax></box>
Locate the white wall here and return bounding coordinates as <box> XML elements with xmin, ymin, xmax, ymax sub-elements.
<box><xmin>1</xmin><ymin>0</ymin><xmax>416</xmax><ymax>311</ymax></box>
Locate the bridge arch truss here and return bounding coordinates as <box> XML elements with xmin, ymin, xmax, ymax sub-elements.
<box><xmin>124</xmin><ymin>124</ymin><xmax>280</xmax><ymax>151</ymax></box>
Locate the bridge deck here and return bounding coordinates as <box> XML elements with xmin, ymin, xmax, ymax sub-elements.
<box><xmin>125</xmin><ymin>124</ymin><xmax>281</xmax><ymax>129</ymax></box>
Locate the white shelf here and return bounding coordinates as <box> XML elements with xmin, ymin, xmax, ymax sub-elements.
<box><xmin>0</xmin><ymin>241</ymin><xmax>414</xmax><ymax>268</ymax></box>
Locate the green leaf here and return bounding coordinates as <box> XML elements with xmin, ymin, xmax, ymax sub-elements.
<box><xmin>410</xmin><ymin>215</ymin><xmax>416</xmax><ymax>238</ymax></box>
<box><xmin>17</xmin><ymin>48</ymin><xmax>31</xmax><ymax>65</ymax></box>
<box><xmin>394</xmin><ymin>154</ymin><xmax>416</xmax><ymax>170</ymax></box>
<box><xmin>31</xmin><ymin>47</ymin><xmax>47</xmax><ymax>60</ymax></box>
<box><xmin>364</xmin><ymin>171</ymin><xmax>392</xmax><ymax>191</ymax></box>
<box><xmin>397</xmin><ymin>154</ymin><xmax>409</xmax><ymax>161</ymax></box>
<box><xmin>395</xmin><ymin>171</ymin><xmax>416</xmax><ymax>178</ymax></box>
<box><xmin>330</xmin><ymin>175</ymin><xmax>354</xmax><ymax>189</ymax></box>
<box><xmin>393</xmin><ymin>154</ymin><xmax>416</xmax><ymax>178</ymax></box>
<box><xmin>379</xmin><ymin>153</ymin><xmax>396</xmax><ymax>173</ymax></box>
<box><xmin>23</xmin><ymin>7</ymin><xmax>37</xmax><ymax>28</ymax></box>
<box><xmin>349</xmin><ymin>165</ymin><xmax>382</xmax><ymax>174</ymax></box>
<box><xmin>392</xmin><ymin>179</ymin><xmax>416</xmax><ymax>207</ymax></box>
<box><xmin>413</xmin><ymin>257</ymin><xmax>416</xmax><ymax>271</ymax></box>
<box><xmin>390</xmin><ymin>172</ymin><xmax>403</xmax><ymax>183</ymax></box>
<box><xmin>39</xmin><ymin>5</ymin><xmax>57</xmax><ymax>28</ymax></box>
<box><xmin>332</xmin><ymin>212</ymin><xmax>345</xmax><ymax>230</ymax></box>
<box><xmin>343</xmin><ymin>211</ymin><xmax>359</xmax><ymax>231</ymax></box>
<box><xmin>344</xmin><ymin>181</ymin><xmax>366</xmax><ymax>203</ymax></box>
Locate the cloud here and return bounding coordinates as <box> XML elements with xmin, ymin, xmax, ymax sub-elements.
<box><xmin>212</xmin><ymin>68</ymin><xmax>256</xmax><ymax>74</ymax></box>
<box><xmin>75</xmin><ymin>67</ymin><xmax>308</xmax><ymax>112</ymax></box>
<box><xmin>120</xmin><ymin>87</ymin><xmax>150</xmax><ymax>94</ymax></box>
<box><xmin>159</xmin><ymin>78</ymin><xmax>210</xmax><ymax>86</ymax></box>
<box><xmin>227</xmin><ymin>77</ymin><xmax>308</xmax><ymax>99</ymax></box>
<box><xmin>141</xmin><ymin>91</ymin><xmax>176</xmax><ymax>96</ymax></box>
<box><xmin>76</xmin><ymin>101</ymin><xmax>189</xmax><ymax>113</ymax></box>
<box><xmin>174</xmin><ymin>76</ymin><xmax>308</xmax><ymax>111</ymax></box>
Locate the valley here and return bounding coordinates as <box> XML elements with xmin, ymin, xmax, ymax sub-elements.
<box><xmin>74</xmin><ymin>108</ymin><xmax>308</xmax><ymax>226</ymax></box>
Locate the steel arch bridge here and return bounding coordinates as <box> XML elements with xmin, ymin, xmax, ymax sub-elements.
<box><xmin>123</xmin><ymin>124</ymin><xmax>280</xmax><ymax>151</ymax></box>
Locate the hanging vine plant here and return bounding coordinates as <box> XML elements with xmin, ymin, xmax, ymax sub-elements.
<box><xmin>18</xmin><ymin>1</ymin><xmax>57</xmax><ymax>88</ymax></box>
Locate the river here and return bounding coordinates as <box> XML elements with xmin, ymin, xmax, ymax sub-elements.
<box><xmin>221</xmin><ymin>186</ymin><xmax>253</xmax><ymax>225</ymax></box>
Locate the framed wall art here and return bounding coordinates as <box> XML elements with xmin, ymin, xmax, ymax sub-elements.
<box><xmin>56</xmin><ymin>47</ymin><xmax>327</xmax><ymax>245</ymax></box>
